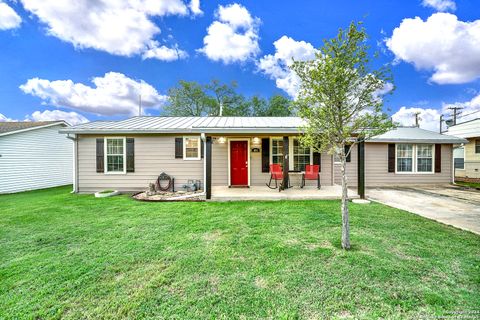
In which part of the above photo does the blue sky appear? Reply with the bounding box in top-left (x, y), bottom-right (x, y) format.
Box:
top-left (0, 0), bottom-right (479, 129)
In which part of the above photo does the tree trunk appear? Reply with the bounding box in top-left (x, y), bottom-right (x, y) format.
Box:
top-left (340, 155), bottom-right (351, 250)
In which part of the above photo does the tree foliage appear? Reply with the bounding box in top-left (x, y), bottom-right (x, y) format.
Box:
top-left (291, 22), bottom-right (395, 249)
top-left (164, 80), bottom-right (294, 117)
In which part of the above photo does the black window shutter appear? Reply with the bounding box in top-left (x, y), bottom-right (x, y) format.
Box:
top-left (388, 144), bottom-right (395, 173)
top-left (261, 138), bottom-right (270, 172)
top-left (313, 152), bottom-right (321, 172)
top-left (435, 144), bottom-right (441, 173)
top-left (201, 139), bottom-right (204, 158)
top-left (126, 138), bottom-right (135, 172)
top-left (175, 137), bottom-right (183, 159)
top-left (96, 138), bottom-right (104, 173)
top-left (345, 145), bottom-right (351, 163)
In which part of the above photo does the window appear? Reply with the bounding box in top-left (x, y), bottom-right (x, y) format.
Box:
top-left (476, 140), bottom-right (480, 154)
top-left (183, 137), bottom-right (201, 160)
top-left (271, 138), bottom-right (283, 165)
top-left (105, 138), bottom-right (125, 173)
top-left (396, 144), bottom-right (413, 172)
top-left (416, 144), bottom-right (433, 172)
top-left (396, 144), bottom-right (435, 174)
top-left (293, 138), bottom-right (311, 171)
top-left (453, 146), bottom-right (465, 170)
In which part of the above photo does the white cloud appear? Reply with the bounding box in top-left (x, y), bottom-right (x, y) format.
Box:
top-left (19, 0), bottom-right (194, 58)
top-left (26, 110), bottom-right (89, 125)
top-left (258, 36), bottom-right (317, 98)
top-left (0, 1), bottom-right (22, 30)
top-left (386, 13), bottom-right (480, 84)
top-left (198, 3), bottom-right (260, 64)
top-left (0, 113), bottom-right (15, 122)
top-left (20, 72), bottom-right (167, 116)
top-left (391, 93), bottom-right (480, 131)
top-left (392, 106), bottom-right (442, 131)
top-left (142, 42), bottom-right (188, 61)
top-left (422, 0), bottom-right (456, 11)
top-left (189, 0), bottom-right (202, 15)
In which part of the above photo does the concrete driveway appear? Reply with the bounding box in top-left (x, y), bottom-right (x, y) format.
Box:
top-left (367, 185), bottom-right (480, 235)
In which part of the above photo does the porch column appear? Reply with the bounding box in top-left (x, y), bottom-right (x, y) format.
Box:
top-left (281, 136), bottom-right (289, 190)
top-left (357, 140), bottom-right (365, 199)
top-left (206, 136), bottom-right (212, 199)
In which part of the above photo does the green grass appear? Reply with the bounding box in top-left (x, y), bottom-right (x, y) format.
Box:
top-left (1, 186), bottom-right (479, 319)
top-left (455, 180), bottom-right (480, 189)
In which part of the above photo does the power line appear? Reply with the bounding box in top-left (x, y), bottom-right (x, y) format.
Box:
top-left (456, 109), bottom-right (480, 119)
top-left (447, 106), bottom-right (463, 125)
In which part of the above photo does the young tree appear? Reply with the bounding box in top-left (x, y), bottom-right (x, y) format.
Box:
top-left (291, 22), bottom-right (394, 250)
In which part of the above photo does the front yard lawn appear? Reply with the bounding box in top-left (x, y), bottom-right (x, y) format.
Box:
top-left (1, 186), bottom-right (479, 319)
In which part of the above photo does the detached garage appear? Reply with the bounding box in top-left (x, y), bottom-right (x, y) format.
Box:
top-left (0, 121), bottom-right (72, 194)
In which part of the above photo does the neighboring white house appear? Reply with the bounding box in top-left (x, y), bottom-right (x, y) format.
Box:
top-left (0, 121), bottom-right (72, 194)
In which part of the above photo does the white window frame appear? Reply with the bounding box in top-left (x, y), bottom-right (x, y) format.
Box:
top-left (453, 146), bottom-right (465, 170)
top-left (183, 136), bottom-right (201, 160)
top-left (395, 143), bottom-right (435, 174)
top-left (269, 137), bottom-right (313, 171)
top-left (104, 137), bottom-right (126, 174)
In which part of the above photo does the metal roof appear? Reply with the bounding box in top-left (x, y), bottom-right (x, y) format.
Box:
top-left (61, 116), bottom-right (306, 134)
top-left (0, 121), bottom-right (68, 137)
top-left (445, 118), bottom-right (480, 139)
top-left (368, 127), bottom-right (468, 144)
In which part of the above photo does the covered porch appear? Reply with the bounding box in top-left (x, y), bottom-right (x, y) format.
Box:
top-left (210, 185), bottom-right (359, 201)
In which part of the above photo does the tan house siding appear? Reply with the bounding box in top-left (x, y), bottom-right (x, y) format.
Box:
top-left (459, 137), bottom-right (480, 179)
top-left (77, 135), bottom-right (204, 193)
top-left (364, 143), bottom-right (453, 186)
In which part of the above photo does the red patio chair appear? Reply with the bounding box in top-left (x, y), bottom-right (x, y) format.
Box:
top-left (266, 164), bottom-right (284, 189)
top-left (301, 164), bottom-right (320, 189)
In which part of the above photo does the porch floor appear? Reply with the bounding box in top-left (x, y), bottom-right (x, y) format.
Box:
top-left (211, 185), bottom-right (359, 201)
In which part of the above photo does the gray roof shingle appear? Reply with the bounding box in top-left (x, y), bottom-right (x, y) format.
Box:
top-left (368, 126), bottom-right (468, 144)
top-left (0, 121), bottom-right (66, 135)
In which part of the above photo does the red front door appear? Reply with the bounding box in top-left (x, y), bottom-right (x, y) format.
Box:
top-left (230, 141), bottom-right (248, 186)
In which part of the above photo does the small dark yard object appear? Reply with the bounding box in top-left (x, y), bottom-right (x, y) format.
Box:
top-left (155, 172), bottom-right (175, 192)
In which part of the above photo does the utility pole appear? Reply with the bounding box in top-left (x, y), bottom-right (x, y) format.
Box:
top-left (448, 106), bottom-right (463, 125)
top-left (414, 112), bottom-right (421, 127)
top-left (439, 115), bottom-right (443, 133)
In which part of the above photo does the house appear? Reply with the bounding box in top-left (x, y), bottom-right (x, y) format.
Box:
top-left (60, 117), bottom-right (467, 199)
top-left (445, 118), bottom-right (480, 182)
top-left (0, 121), bottom-right (72, 194)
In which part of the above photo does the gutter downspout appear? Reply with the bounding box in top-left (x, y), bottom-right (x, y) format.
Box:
top-left (66, 134), bottom-right (78, 193)
top-left (200, 133), bottom-right (207, 197)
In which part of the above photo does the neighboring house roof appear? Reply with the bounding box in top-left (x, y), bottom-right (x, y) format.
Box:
top-left (445, 118), bottom-right (480, 139)
top-left (60, 116), bottom-right (306, 134)
top-left (0, 121), bottom-right (69, 137)
top-left (368, 127), bottom-right (468, 144)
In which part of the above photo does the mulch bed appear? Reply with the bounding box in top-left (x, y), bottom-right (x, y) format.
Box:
top-left (132, 190), bottom-right (205, 202)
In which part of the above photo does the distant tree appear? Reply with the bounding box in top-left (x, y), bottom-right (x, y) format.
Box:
top-left (291, 22), bottom-right (394, 250)
top-left (205, 79), bottom-right (240, 116)
top-left (164, 80), bottom-right (295, 117)
top-left (250, 95), bottom-right (268, 116)
top-left (265, 95), bottom-right (293, 116)
top-left (164, 81), bottom-right (214, 116)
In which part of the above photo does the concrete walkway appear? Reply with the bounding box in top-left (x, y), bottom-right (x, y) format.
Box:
top-left (211, 185), bottom-right (358, 201)
top-left (367, 186), bottom-right (480, 235)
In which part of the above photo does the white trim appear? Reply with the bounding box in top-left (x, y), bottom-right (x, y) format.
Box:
top-left (73, 134), bottom-right (78, 192)
top-left (104, 137), bottom-right (127, 174)
top-left (227, 138), bottom-right (250, 186)
top-left (395, 143), bottom-right (435, 175)
top-left (183, 136), bottom-right (201, 160)
top-left (0, 121), bottom-right (68, 137)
